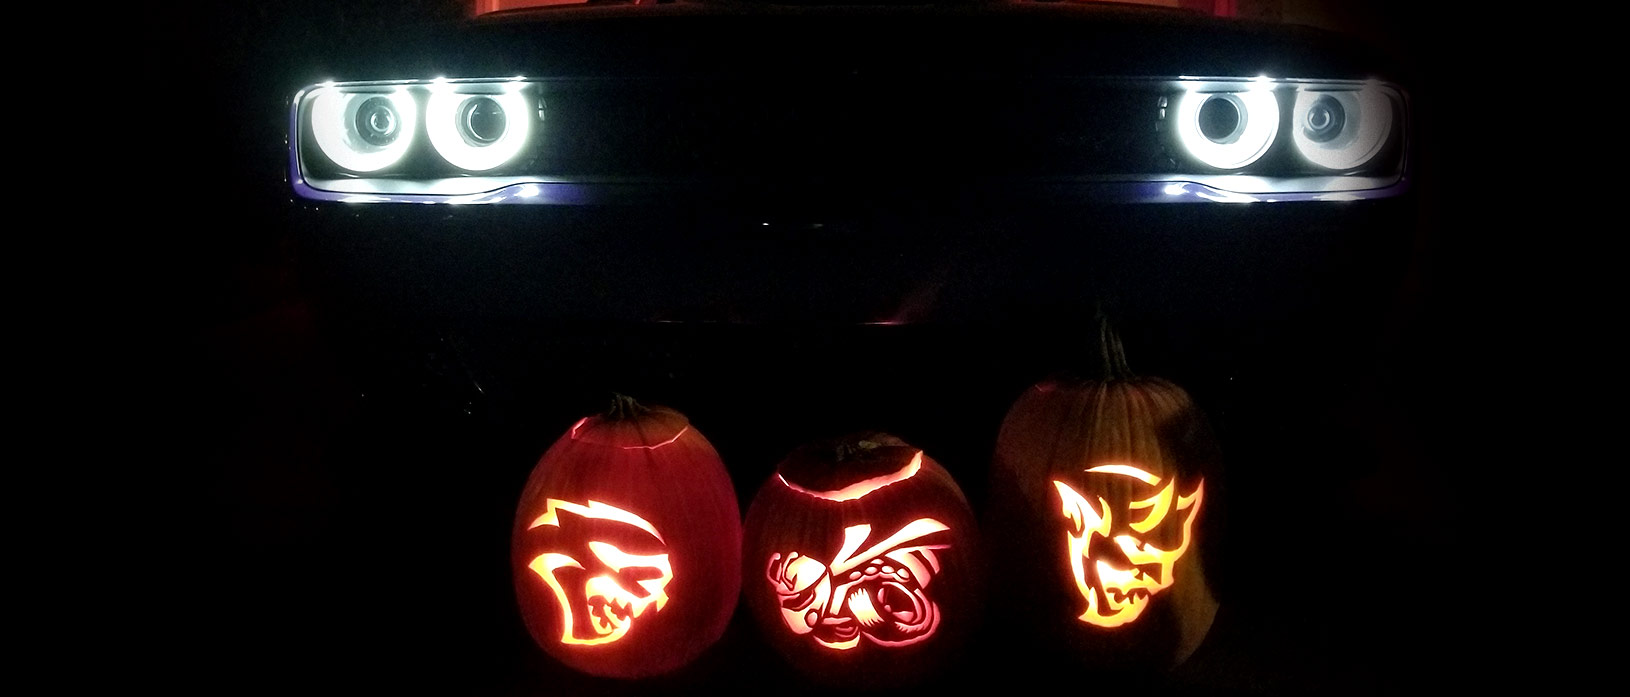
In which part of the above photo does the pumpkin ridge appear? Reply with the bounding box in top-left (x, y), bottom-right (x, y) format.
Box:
top-left (1052, 382), bottom-right (1091, 482)
top-left (1085, 381), bottom-right (1123, 468)
top-left (1130, 382), bottom-right (1171, 475)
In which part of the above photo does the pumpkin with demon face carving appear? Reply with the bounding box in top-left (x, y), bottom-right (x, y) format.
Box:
top-left (511, 397), bottom-right (742, 679)
top-left (743, 433), bottom-right (983, 688)
top-left (988, 320), bottom-right (1220, 672)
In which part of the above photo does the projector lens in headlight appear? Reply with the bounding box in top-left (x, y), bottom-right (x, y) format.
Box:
top-left (460, 97), bottom-right (507, 145)
top-left (309, 87), bottom-right (417, 172)
top-left (427, 84), bottom-right (532, 172)
top-left (1174, 86), bottom-right (1279, 170)
top-left (1197, 95), bottom-right (1243, 142)
top-left (1301, 95), bottom-right (1345, 143)
top-left (1292, 86), bottom-right (1393, 170)
top-left (354, 96), bottom-right (403, 147)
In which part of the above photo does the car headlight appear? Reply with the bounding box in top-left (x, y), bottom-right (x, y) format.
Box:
top-left (1172, 84), bottom-right (1280, 170)
top-left (425, 81), bottom-right (534, 172)
top-left (1160, 78), bottom-right (1405, 188)
top-left (292, 78), bottom-right (543, 199)
top-left (290, 76), bottom-right (1405, 204)
top-left (1291, 86), bottom-right (1393, 171)
top-left (308, 88), bottom-right (419, 173)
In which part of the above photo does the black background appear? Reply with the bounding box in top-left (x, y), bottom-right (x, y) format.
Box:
top-left (144, 2), bottom-right (1506, 694)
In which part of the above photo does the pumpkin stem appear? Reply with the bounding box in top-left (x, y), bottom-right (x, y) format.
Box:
top-left (835, 439), bottom-right (881, 462)
top-left (605, 393), bottom-right (650, 421)
top-left (1097, 308), bottom-right (1133, 380)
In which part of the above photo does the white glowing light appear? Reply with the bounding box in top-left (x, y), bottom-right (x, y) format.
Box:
top-left (309, 87), bottom-right (417, 172)
top-left (1292, 86), bottom-right (1393, 170)
top-left (1174, 87), bottom-right (1280, 170)
top-left (426, 87), bottom-right (533, 171)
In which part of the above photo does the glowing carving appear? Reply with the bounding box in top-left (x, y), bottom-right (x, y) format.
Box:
top-left (1054, 465), bottom-right (1203, 628)
top-left (765, 518), bottom-right (950, 650)
top-left (779, 451), bottom-right (923, 502)
top-left (526, 498), bottom-right (673, 646)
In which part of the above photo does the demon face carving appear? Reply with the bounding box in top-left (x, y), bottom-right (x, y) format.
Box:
top-left (525, 499), bottom-right (673, 646)
top-left (1054, 464), bottom-right (1203, 628)
top-left (765, 518), bottom-right (950, 650)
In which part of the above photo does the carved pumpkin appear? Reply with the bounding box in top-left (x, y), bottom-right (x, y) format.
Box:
top-left (511, 396), bottom-right (742, 679)
top-left (988, 318), bottom-right (1220, 672)
top-left (742, 433), bottom-right (983, 688)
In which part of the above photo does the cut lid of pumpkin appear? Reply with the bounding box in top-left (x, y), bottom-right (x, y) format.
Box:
top-left (777, 432), bottom-right (924, 500)
top-left (568, 395), bottom-right (691, 448)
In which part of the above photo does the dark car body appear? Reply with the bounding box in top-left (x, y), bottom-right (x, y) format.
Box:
top-left (170, 2), bottom-right (1466, 694)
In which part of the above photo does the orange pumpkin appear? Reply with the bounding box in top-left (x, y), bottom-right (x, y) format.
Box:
top-left (510, 396), bottom-right (742, 678)
top-left (742, 433), bottom-right (983, 688)
top-left (988, 318), bottom-right (1220, 671)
